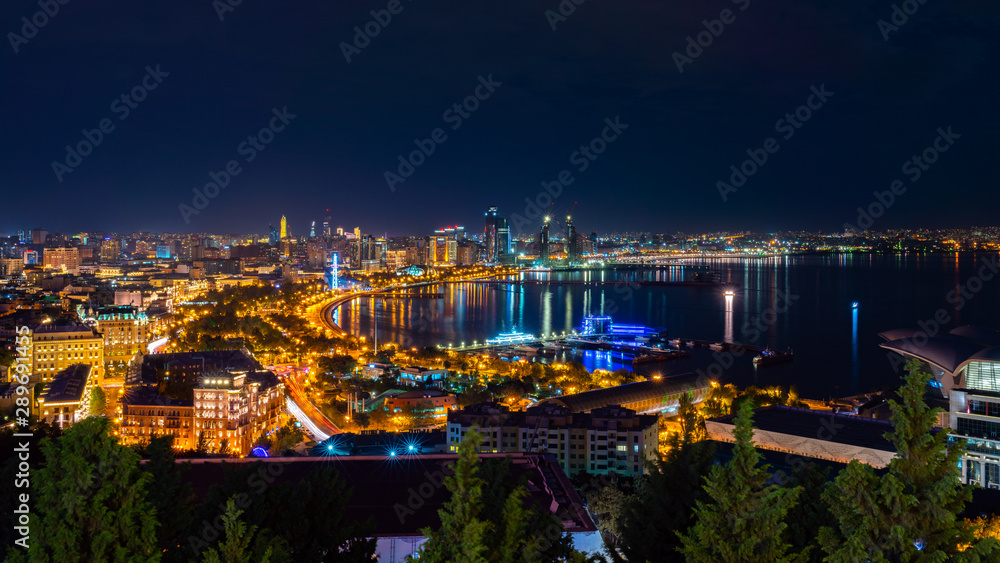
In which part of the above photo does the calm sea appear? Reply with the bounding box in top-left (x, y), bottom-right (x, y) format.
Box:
top-left (334, 253), bottom-right (1000, 399)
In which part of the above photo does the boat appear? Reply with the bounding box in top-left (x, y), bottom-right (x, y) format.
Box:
top-left (632, 350), bottom-right (691, 364)
top-left (487, 331), bottom-right (536, 346)
top-left (513, 344), bottom-right (540, 354)
top-left (709, 343), bottom-right (725, 351)
top-left (669, 338), bottom-right (685, 347)
top-left (753, 348), bottom-right (794, 367)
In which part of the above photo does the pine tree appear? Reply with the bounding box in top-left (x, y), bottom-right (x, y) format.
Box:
top-left (201, 498), bottom-right (289, 563)
top-left (28, 417), bottom-right (161, 562)
top-left (617, 440), bottom-right (715, 562)
top-left (677, 400), bottom-right (803, 562)
top-left (416, 428), bottom-right (490, 562)
top-left (819, 359), bottom-right (1000, 561)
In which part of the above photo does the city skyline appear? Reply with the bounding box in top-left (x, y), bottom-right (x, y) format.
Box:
top-left (3, 1), bottom-right (998, 235)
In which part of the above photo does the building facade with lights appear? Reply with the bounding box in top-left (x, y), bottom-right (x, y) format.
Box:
top-left (193, 371), bottom-right (285, 456)
top-left (38, 364), bottom-right (95, 429)
top-left (880, 325), bottom-right (1000, 487)
top-left (447, 402), bottom-right (659, 477)
top-left (28, 324), bottom-right (104, 385)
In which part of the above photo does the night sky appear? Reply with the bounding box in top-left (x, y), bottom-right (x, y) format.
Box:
top-left (3, 0), bottom-right (998, 237)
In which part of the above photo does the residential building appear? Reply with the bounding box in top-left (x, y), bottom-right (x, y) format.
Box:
top-left (42, 246), bottom-right (81, 275)
top-left (398, 366), bottom-right (447, 388)
top-left (447, 402), bottom-right (659, 477)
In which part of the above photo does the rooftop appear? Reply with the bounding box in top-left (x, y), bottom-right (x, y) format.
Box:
top-left (41, 364), bottom-right (92, 404)
top-left (709, 405), bottom-right (897, 452)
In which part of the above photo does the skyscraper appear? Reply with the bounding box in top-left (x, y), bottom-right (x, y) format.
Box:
top-left (485, 206), bottom-right (499, 262)
top-left (323, 211), bottom-right (332, 238)
top-left (310, 221), bottom-right (316, 238)
top-left (269, 224), bottom-right (277, 245)
top-left (566, 215), bottom-right (578, 264)
top-left (539, 217), bottom-right (550, 265)
top-left (280, 216), bottom-right (288, 240)
top-left (496, 217), bottom-right (511, 259)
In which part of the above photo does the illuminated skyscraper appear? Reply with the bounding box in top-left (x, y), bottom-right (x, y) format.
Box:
top-left (485, 206), bottom-right (498, 262)
top-left (496, 218), bottom-right (510, 258)
top-left (280, 215), bottom-right (287, 240)
top-left (566, 215), bottom-right (578, 264)
top-left (539, 217), bottom-right (550, 265)
top-left (310, 221), bottom-right (316, 238)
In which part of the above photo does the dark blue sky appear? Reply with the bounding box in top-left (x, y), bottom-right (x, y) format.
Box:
top-left (2, 0), bottom-right (997, 237)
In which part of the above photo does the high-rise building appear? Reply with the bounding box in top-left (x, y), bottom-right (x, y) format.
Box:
top-left (269, 224), bottom-right (278, 245)
top-left (484, 206), bottom-right (498, 262)
top-left (43, 246), bottom-right (81, 274)
top-left (496, 217), bottom-right (511, 259)
top-left (310, 221), bottom-right (316, 238)
top-left (566, 215), bottom-right (579, 264)
top-left (323, 212), bottom-right (332, 238)
top-left (539, 217), bottom-right (550, 265)
top-left (100, 238), bottom-right (119, 263)
top-left (280, 216), bottom-right (288, 240)
top-left (32, 229), bottom-right (48, 245)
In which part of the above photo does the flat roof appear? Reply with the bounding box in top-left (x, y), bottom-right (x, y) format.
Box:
top-left (710, 405), bottom-right (897, 452)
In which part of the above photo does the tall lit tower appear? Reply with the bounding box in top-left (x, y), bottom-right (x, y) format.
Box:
top-left (484, 206), bottom-right (499, 262)
top-left (539, 217), bottom-right (550, 265)
top-left (310, 221), bottom-right (316, 238)
top-left (566, 215), bottom-right (578, 264)
top-left (280, 215), bottom-right (287, 240)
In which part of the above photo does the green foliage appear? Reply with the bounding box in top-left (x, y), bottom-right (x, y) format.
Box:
top-left (201, 498), bottom-right (289, 563)
top-left (269, 421), bottom-right (304, 455)
top-left (140, 436), bottom-right (194, 559)
top-left (317, 354), bottom-right (357, 376)
top-left (819, 359), bottom-right (1000, 561)
top-left (781, 462), bottom-right (834, 562)
top-left (187, 463), bottom-right (375, 562)
top-left (618, 441), bottom-right (716, 562)
top-left (417, 428), bottom-right (490, 562)
top-left (29, 417), bottom-right (160, 562)
top-left (88, 386), bottom-right (106, 417)
top-left (678, 400), bottom-right (804, 562)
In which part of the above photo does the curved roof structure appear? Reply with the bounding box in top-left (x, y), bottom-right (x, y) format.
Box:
top-left (541, 374), bottom-right (708, 413)
top-left (879, 325), bottom-right (1000, 397)
top-left (879, 334), bottom-right (988, 374)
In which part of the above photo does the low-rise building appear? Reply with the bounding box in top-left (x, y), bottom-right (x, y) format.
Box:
top-left (383, 389), bottom-right (457, 426)
top-left (447, 402), bottom-right (659, 477)
top-left (120, 386), bottom-right (195, 449)
top-left (38, 364), bottom-right (95, 429)
top-left (706, 405), bottom-right (898, 469)
top-left (399, 366), bottom-right (447, 388)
